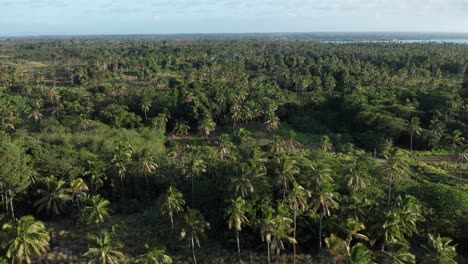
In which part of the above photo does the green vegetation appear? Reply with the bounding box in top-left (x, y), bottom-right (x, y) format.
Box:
top-left (0, 38), bottom-right (467, 263)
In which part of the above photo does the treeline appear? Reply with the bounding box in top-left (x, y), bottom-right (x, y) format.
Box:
top-left (0, 39), bottom-right (467, 263)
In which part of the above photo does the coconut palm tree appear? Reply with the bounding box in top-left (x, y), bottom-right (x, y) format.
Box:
top-left (68, 177), bottom-right (88, 213)
top-left (229, 163), bottom-right (256, 198)
top-left (172, 122), bottom-right (190, 137)
top-left (307, 162), bottom-right (333, 190)
top-left (287, 183), bottom-right (310, 264)
top-left (378, 241), bottom-right (415, 264)
top-left (458, 148), bottom-right (468, 181)
top-left (1, 215), bottom-right (50, 264)
top-left (320, 135), bottom-right (333, 152)
top-left (346, 160), bottom-right (367, 192)
top-left (28, 108), bottom-right (43, 123)
top-left (342, 218), bottom-right (369, 249)
top-left (141, 100), bottom-right (151, 120)
top-left (180, 209), bottom-right (210, 264)
top-left (270, 136), bottom-right (285, 156)
top-left (407, 117), bottom-right (422, 152)
top-left (383, 148), bottom-right (409, 207)
top-left (260, 209), bottom-right (275, 264)
top-left (310, 182), bottom-right (340, 251)
top-left (421, 234), bottom-right (457, 264)
top-left (261, 208), bottom-right (296, 264)
top-left (275, 156), bottom-right (299, 200)
top-left (185, 156), bottom-right (206, 205)
top-left (349, 243), bottom-right (373, 264)
top-left (264, 111), bottom-right (280, 132)
top-left (217, 134), bottom-right (235, 160)
top-left (198, 116), bottom-right (216, 137)
top-left (226, 197), bottom-right (249, 263)
top-left (111, 143), bottom-right (133, 190)
top-left (82, 194), bottom-right (111, 230)
top-left (380, 196), bottom-right (423, 251)
top-left (137, 243), bottom-right (173, 264)
top-left (285, 130), bottom-right (297, 156)
top-left (449, 130), bottom-right (465, 151)
top-left (160, 186), bottom-right (185, 232)
top-left (137, 149), bottom-right (158, 186)
top-left (84, 228), bottom-right (125, 264)
top-left (34, 176), bottom-right (70, 217)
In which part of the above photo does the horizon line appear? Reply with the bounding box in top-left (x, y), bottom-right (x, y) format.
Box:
top-left (2, 31), bottom-right (468, 38)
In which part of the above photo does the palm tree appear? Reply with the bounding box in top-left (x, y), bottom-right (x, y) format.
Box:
top-left (186, 156), bottom-right (206, 204)
top-left (287, 183), bottom-right (310, 264)
top-left (270, 136), bottom-right (285, 156)
top-left (260, 209), bottom-right (275, 264)
top-left (307, 162), bottom-right (333, 190)
top-left (229, 163), bottom-right (256, 198)
top-left (285, 130), bottom-right (297, 156)
top-left (310, 182), bottom-right (340, 251)
top-left (380, 196), bottom-right (423, 251)
top-left (160, 186), bottom-right (185, 232)
top-left (349, 243), bottom-right (373, 264)
top-left (172, 122), bottom-right (190, 136)
top-left (346, 160), bottom-right (367, 192)
top-left (325, 234), bottom-right (348, 262)
top-left (84, 229), bottom-right (125, 264)
top-left (275, 156), bottom-right (299, 200)
top-left (264, 111), bottom-right (280, 132)
top-left (82, 194), bottom-right (111, 230)
top-left (421, 234), bottom-right (457, 264)
top-left (342, 218), bottom-right (369, 249)
top-left (1, 215), bottom-right (50, 264)
top-left (111, 143), bottom-right (133, 189)
top-left (141, 100), bottom-right (151, 120)
top-left (28, 108), bottom-right (43, 123)
top-left (34, 176), bottom-right (70, 217)
top-left (180, 209), bottom-right (210, 264)
top-left (137, 149), bottom-right (158, 186)
top-left (137, 243), bottom-right (173, 264)
top-left (198, 116), bottom-right (216, 137)
top-left (378, 241), bottom-right (415, 264)
top-left (68, 177), bottom-right (88, 213)
top-left (449, 130), bottom-right (465, 151)
top-left (383, 148), bottom-right (409, 207)
top-left (226, 197), bottom-right (249, 263)
top-left (458, 148), bottom-right (468, 181)
top-left (407, 117), bottom-right (422, 152)
top-left (217, 134), bottom-right (235, 160)
top-left (320, 135), bottom-right (333, 152)
top-left (261, 209), bottom-right (296, 264)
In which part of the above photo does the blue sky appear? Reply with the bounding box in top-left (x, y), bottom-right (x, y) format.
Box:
top-left (1, 0), bottom-right (468, 36)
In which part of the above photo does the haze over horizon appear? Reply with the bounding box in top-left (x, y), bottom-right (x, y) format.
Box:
top-left (1, 0), bottom-right (468, 36)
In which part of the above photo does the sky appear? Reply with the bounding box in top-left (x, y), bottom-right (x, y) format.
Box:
top-left (1, 0), bottom-right (468, 36)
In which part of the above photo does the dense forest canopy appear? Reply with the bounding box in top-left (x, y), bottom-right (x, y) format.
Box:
top-left (0, 38), bottom-right (467, 263)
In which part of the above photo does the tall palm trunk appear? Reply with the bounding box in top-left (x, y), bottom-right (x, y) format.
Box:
top-left (319, 213), bottom-right (323, 252)
top-left (283, 179), bottom-right (287, 201)
top-left (236, 229), bottom-right (241, 263)
top-left (191, 174), bottom-right (195, 206)
top-left (276, 248), bottom-right (280, 264)
top-left (9, 189), bottom-right (14, 220)
top-left (170, 214), bottom-right (174, 232)
top-left (293, 206), bottom-right (297, 264)
top-left (410, 132), bottom-right (414, 152)
top-left (191, 236), bottom-right (197, 264)
top-left (267, 241), bottom-right (271, 264)
top-left (387, 175), bottom-right (393, 208)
